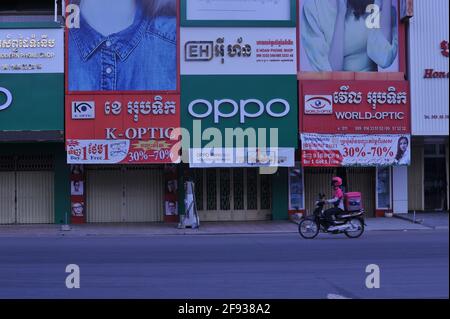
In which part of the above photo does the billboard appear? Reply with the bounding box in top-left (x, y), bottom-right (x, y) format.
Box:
top-left (66, 94), bottom-right (179, 164)
top-left (0, 27), bottom-right (64, 132)
top-left (65, 0), bottom-right (180, 163)
top-left (66, 0), bottom-right (178, 92)
top-left (300, 81), bottom-right (410, 134)
top-left (299, 0), bottom-right (400, 72)
top-left (181, 27), bottom-right (297, 75)
top-left (181, 75), bottom-right (298, 167)
top-left (301, 133), bottom-right (411, 167)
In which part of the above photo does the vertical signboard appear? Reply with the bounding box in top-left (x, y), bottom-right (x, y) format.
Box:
top-left (409, 0), bottom-right (449, 136)
top-left (65, 0), bottom-right (180, 164)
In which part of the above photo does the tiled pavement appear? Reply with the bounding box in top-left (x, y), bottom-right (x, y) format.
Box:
top-left (0, 216), bottom-right (441, 237)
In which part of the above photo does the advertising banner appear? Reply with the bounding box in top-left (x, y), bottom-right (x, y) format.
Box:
top-left (189, 147), bottom-right (295, 168)
top-left (301, 133), bottom-right (411, 167)
top-left (66, 0), bottom-right (178, 92)
top-left (300, 81), bottom-right (410, 134)
top-left (65, 0), bottom-right (180, 163)
top-left (299, 0), bottom-right (399, 72)
top-left (66, 94), bottom-right (180, 164)
top-left (0, 28), bottom-right (64, 74)
top-left (181, 27), bottom-right (297, 75)
top-left (181, 75), bottom-right (298, 167)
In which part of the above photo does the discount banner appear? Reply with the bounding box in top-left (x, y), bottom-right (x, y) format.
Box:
top-left (65, 94), bottom-right (180, 164)
top-left (66, 139), bottom-right (179, 164)
top-left (301, 134), bottom-right (411, 167)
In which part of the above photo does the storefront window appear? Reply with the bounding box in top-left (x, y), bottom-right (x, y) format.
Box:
top-left (289, 164), bottom-right (304, 210)
top-left (376, 167), bottom-right (391, 209)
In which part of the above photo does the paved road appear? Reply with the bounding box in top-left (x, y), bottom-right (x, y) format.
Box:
top-left (0, 230), bottom-right (448, 299)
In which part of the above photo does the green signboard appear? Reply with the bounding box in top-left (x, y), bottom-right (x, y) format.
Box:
top-left (0, 73), bottom-right (63, 131)
top-left (181, 75), bottom-right (298, 150)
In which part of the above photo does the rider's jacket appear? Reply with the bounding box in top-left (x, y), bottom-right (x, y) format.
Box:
top-left (327, 187), bottom-right (345, 210)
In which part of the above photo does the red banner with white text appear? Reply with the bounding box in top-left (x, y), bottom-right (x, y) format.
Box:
top-left (300, 81), bottom-right (410, 134)
top-left (65, 94), bottom-right (180, 164)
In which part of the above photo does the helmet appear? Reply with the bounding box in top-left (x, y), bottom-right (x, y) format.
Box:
top-left (331, 176), bottom-right (343, 186)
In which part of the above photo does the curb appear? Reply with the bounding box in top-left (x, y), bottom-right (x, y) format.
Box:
top-left (0, 227), bottom-right (443, 238)
top-left (393, 214), bottom-right (449, 230)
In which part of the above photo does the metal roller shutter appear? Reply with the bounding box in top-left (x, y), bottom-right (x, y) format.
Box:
top-left (124, 167), bottom-right (164, 222)
top-left (304, 168), bottom-right (335, 215)
top-left (0, 171), bottom-right (15, 224)
top-left (347, 168), bottom-right (376, 217)
top-left (87, 167), bottom-right (123, 223)
top-left (86, 166), bottom-right (164, 223)
top-left (0, 155), bottom-right (54, 224)
top-left (16, 171), bottom-right (54, 224)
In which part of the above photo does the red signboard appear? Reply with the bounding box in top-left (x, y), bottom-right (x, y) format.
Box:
top-left (300, 81), bottom-right (411, 134)
top-left (65, 94), bottom-right (180, 164)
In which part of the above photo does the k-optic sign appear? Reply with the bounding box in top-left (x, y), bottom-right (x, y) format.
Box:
top-left (188, 98), bottom-right (291, 123)
top-left (0, 87), bottom-right (13, 111)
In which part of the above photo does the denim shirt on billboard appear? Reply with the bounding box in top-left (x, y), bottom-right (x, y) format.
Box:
top-left (68, 8), bottom-right (177, 91)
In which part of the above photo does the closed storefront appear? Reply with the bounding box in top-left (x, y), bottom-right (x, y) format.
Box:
top-left (303, 167), bottom-right (376, 217)
top-left (64, 1), bottom-right (180, 224)
top-left (189, 168), bottom-right (272, 221)
top-left (86, 166), bottom-right (164, 223)
top-left (0, 21), bottom-right (68, 225)
top-left (0, 155), bottom-right (55, 224)
top-left (297, 80), bottom-right (411, 218)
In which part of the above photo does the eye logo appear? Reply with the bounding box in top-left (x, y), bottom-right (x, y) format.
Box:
top-left (72, 101), bottom-right (95, 119)
top-left (304, 95), bottom-right (333, 114)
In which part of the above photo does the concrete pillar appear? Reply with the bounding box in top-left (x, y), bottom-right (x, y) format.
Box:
top-left (393, 166), bottom-right (408, 214)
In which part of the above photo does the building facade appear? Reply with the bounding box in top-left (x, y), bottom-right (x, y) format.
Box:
top-left (0, 13), bottom-right (70, 225)
top-left (406, 0), bottom-right (449, 213)
top-left (1, 0), bottom-right (447, 225)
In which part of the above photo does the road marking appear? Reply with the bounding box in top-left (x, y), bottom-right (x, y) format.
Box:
top-left (327, 293), bottom-right (351, 299)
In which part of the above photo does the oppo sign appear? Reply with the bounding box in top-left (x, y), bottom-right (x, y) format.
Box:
top-left (0, 87), bottom-right (13, 111)
top-left (188, 98), bottom-right (291, 124)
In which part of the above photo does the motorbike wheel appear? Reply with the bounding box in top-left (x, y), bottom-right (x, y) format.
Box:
top-left (298, 218), bottom-right (320, 239)
top-left (344, 218), bottom-right (365, 239)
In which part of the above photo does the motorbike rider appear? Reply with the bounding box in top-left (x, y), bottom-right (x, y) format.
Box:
top-left (323, 176), bottom-right (345, 225)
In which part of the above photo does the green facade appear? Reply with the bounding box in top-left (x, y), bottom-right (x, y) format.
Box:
top-left (181, 75), bottom-right (298, 150)
top-left (0, 73), bottom-right (64, 131)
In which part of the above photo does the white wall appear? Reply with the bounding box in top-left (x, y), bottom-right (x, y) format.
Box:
top-left (409, 0), bottom-right (449, 136)
top-left (393, 166), bottom-right (409, 214)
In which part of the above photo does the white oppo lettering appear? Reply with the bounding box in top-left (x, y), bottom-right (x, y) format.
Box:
top-left (0, 87), bottom-right (13, 111)
top-left (188, 98), bottom-right (290, 124)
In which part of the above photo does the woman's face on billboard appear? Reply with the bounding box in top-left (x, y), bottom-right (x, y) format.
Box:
top-left (399, 139), bottom-right (408, 152)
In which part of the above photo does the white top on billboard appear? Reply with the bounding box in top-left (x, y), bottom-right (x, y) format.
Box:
top-left (0, 28), bottom-right (64, 74)
top-left (186, 0), bottom-right (291, 21)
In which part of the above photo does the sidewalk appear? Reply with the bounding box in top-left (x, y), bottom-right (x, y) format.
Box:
top-left (0, 217), bottom-right (438, 237)
top-left (394, 212), bottom-right (449, 230)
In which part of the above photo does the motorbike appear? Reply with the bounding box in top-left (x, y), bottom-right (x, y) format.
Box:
top-left (298, 193), bottom-right (365, 239)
